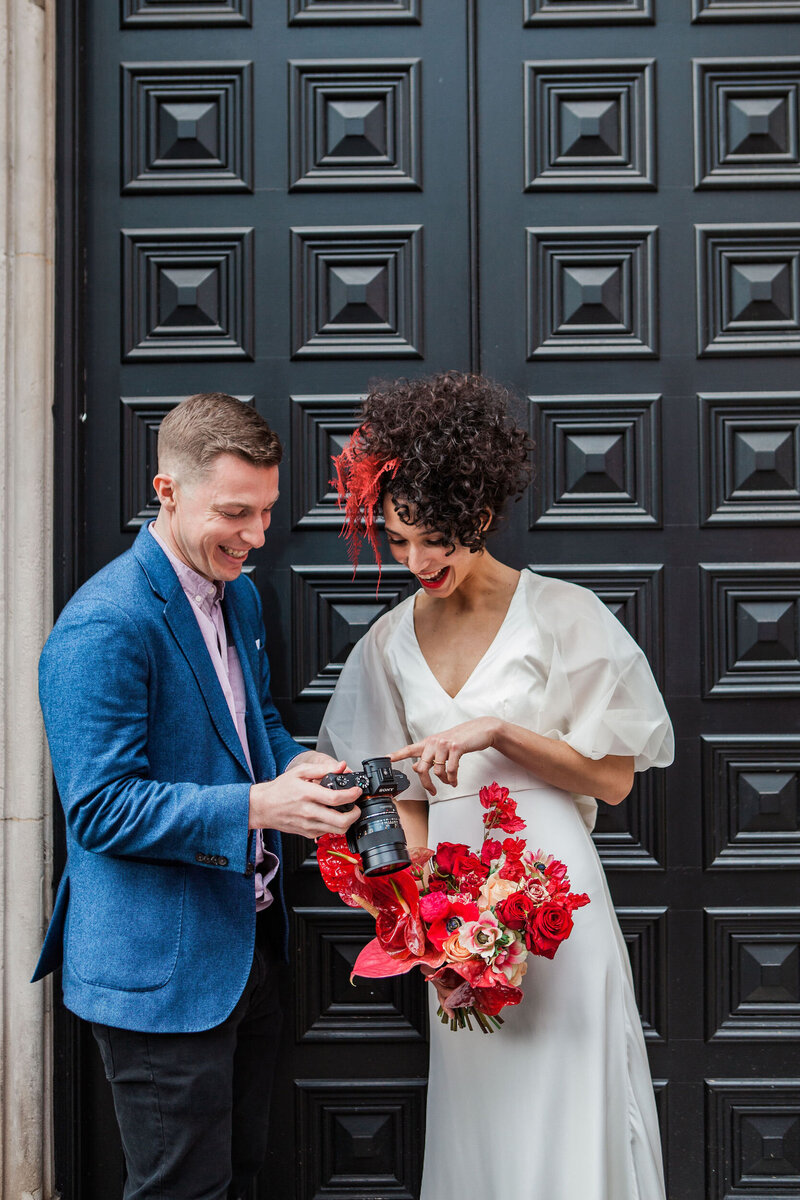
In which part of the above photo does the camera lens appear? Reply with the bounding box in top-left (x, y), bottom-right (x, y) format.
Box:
top-left (347, 795), bottom-right (411, 876)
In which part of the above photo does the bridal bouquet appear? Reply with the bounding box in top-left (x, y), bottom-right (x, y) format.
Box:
top-left (316, 782), bottom-right (590, 1033)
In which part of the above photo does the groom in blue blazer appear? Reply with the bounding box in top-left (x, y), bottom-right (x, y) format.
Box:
top-left (34, 393), bottom-right (359, 1199)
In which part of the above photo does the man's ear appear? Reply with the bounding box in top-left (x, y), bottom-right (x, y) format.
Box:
top-left (152, 472), bottom-right (178, 510)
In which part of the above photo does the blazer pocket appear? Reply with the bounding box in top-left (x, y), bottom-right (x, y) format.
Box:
top-left (68, 860), bottom-right (186, 992)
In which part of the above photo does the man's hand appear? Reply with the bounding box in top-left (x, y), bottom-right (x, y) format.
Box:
top-left (249, 759), bottom-right (361, 838)
top-left (289, 749), bottom-right (346, 772)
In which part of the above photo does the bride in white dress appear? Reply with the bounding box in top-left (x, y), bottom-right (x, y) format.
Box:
top-left (318, 372), bottom-right (673, 1200)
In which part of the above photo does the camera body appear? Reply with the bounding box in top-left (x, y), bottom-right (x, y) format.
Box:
top-left (321, 756), bottom-right (411, 876)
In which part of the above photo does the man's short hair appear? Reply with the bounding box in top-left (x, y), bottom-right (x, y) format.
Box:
top-left (158, 393), bottom-right (282, 478)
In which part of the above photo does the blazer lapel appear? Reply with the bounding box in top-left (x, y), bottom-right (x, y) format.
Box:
top-left (224, 594), bottom-right (274, 779)
top-left (133, 526), bottom-right (252, 777)
top-left (163, 590), bottom-right (252, 778)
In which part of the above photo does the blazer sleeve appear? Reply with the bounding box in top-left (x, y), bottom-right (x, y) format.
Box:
top-left (39, 598), bottom-right (252, 873)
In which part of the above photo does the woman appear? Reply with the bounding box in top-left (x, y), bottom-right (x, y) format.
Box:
top-left (318, 372), bottom-right (673, 1200)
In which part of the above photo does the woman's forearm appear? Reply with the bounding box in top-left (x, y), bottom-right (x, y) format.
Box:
top-left (491, 719), bottom-right (634, 806)
top-left (395, 797), bottom-right (430, 850)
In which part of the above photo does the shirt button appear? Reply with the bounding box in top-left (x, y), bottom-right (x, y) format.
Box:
top-left (194, 595), bottom-right (203, 604)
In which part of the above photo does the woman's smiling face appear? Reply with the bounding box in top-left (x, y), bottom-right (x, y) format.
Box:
top-left (382, 494), bottom-right (481, 596)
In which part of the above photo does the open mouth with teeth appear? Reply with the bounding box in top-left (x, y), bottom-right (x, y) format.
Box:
top-left (221, 546), bottom-right (248, 560)
top-left (417, 566), bottom-right (450, 589)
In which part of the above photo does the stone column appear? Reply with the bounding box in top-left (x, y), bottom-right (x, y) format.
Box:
top-left (0, 0), bottom-right (56, 1196)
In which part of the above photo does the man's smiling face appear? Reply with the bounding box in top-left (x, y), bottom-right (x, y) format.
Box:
top-left (155, 452), bottom-right (280, 582)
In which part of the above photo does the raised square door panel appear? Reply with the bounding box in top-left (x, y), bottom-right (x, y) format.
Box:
top-left (526, 227), bottom-right (658, 358)
top-left (706, 1080), bottom-right (800, 1198)
top-left (289, 59), bottom-right (420, 190)
top-left (291, 565), bottom-right (416, 700)
top-left (121, 61), bottom-right (252, 193)
top-left (529, 394), bottom-right (661, 527)
top-left (706, 909), bottom-right (800, 1040)
top-left (291, 226), bottom-right (423, 358)
top-left (696, 225), bottom-right (800, 356)
top-left (701, 565), bottom-right (800, 697)
top-left (121, 0), bottom-right (251, 24)
top-left (524, 60), bottom-right (655, 189)
top-left (121, 228), bottom-right (253, 360)
top-left (700, 393), bottom-right (800, 525)
top-left (290, 394), bottom-right (362, 529)
top-left (524, 0), bottom-right (653, 22)
top-left (532, 564), bottom-right (665, 868)
top-left (293, 907), bottom-right (426, 1042)
top-left (703, 735), bottom-right (800, 869)
top-left (694, 58), bottom-right (800, 189)
top-left (294, 1078), bottom-right (425, 1198)
top-left (693, 0), bottom-right (800, 19)
top-left (289, 0), bottom-right (420, 23)
top-left (617, 907), bottom-right (668, 1041)
top-left (120, 394), bottom-right (252, 530)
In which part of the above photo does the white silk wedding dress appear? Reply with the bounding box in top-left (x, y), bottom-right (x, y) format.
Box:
top-left (318, 569), bottom-right (673, 1200)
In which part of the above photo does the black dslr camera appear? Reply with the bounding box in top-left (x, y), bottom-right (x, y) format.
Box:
top-left (321, 756), bottom-right (411, 877)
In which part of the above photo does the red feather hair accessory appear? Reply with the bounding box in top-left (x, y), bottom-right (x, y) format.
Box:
top-left (331, 427), bottom-right (400, 578)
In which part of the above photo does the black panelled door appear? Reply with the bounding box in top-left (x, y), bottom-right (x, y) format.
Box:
top-left (59, 1), bottom-right (800, 1197)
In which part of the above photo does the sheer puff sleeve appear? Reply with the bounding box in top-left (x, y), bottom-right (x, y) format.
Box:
top-left (531, 573), bottom-right (674, 773)
top-left (317, 602), bottom-right (429, 803)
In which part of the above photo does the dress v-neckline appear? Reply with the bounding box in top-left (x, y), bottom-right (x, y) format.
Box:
top-left (408, 571), bottom-right (525, 702)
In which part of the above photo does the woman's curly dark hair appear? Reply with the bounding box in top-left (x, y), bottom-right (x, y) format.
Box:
top-left (354, 371), bottom-right (533, 554)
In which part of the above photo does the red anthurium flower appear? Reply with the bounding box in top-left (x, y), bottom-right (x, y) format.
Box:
top-left (316, 835), bottom-right (377, 914)
top-left (369, 870), bottom-right (427, 957)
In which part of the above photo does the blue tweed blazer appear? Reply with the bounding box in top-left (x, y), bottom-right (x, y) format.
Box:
top-left (33, 525), bottom-right (304, 1033)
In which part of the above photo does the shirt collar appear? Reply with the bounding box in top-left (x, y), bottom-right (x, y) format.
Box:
top-left (148, 522), bottom-right (225, 617)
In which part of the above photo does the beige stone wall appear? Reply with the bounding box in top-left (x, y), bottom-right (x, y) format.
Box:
top-left (0, 0), bottom-right (56, 1195)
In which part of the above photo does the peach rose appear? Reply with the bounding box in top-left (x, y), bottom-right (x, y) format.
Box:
top-left (478, 874), bottom-right (519, 912)
top-left (442, 930), bottom-right (475, 963)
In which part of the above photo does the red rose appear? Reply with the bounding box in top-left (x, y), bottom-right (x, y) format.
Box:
top-left (427, 878), bottom-right (448, 893)
top-left (450, 851), bottom-right (489, 882)
top-left (525, 902), bottom-right (574, 959)
top-left (434, 842), bottom-right (471, 876)
top-left (495, 891), bottom-right (535, 930)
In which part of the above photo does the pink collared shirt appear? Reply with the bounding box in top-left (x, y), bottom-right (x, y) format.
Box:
top-left (149, 523), bottom-right (278, 909)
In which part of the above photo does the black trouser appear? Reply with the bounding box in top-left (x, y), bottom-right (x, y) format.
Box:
top-left (92, 929), bottom-right (284, 1200)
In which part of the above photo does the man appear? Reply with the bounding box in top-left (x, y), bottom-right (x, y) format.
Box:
top-left (33, 393), bottom-right (360, 1199)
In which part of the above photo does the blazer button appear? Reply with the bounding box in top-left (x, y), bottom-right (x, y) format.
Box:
top-left (195, 852), bottom-right (206, 864)
top-left (218, 856), bottom-right (228, 867)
